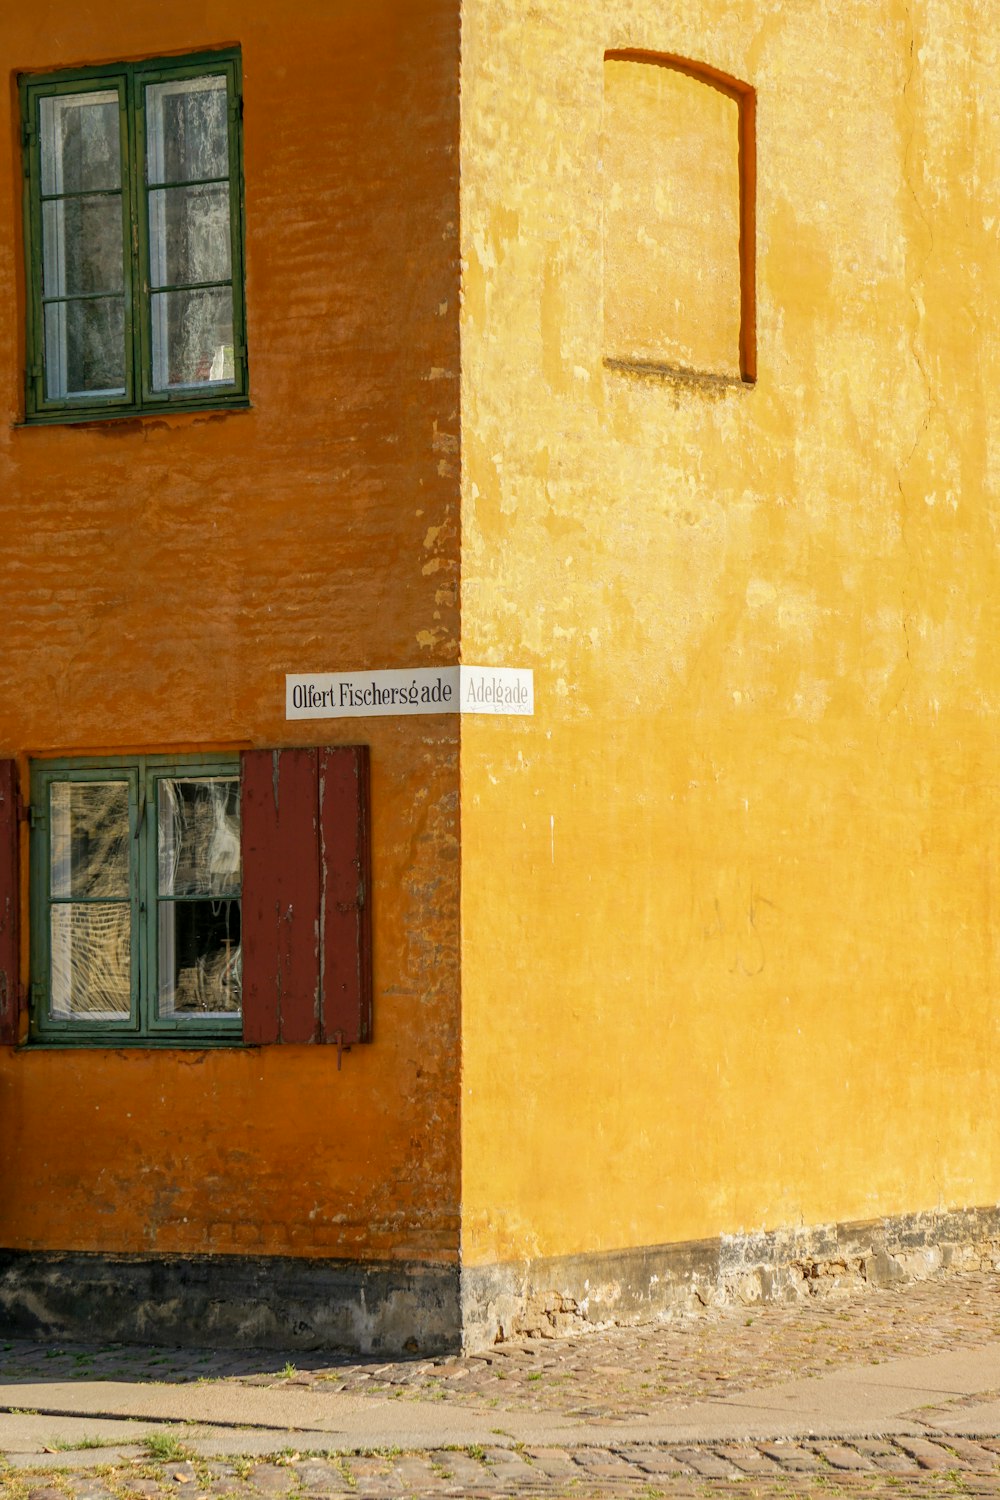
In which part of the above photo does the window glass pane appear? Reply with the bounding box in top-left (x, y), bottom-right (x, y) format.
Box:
top-left (145, 76), bottom-right (228, 185)
top-left (40, 90), bottom-right (121, 196)
top-left (158, 778), bottom-right (240, 898)
top-left (148, 184), bottom-right (232, 289)
top-left (50, 902), bottom-right (131, 1019)
top-left (44, 297), bottom-right (126, 399)
top-left (158, 899), bottom-right (241, 1017)
top-left (50, 781), bottom-right (129, 898)
top-left (150, 286), bottom-right (234, 390)
top-left (43, 196), bottom-right (124, 297)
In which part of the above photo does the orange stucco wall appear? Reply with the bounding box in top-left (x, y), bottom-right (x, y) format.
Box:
top-left (0, 0), bottom-right (461, 1262)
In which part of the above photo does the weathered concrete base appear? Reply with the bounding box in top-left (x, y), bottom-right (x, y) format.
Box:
top-left (0, 1252), bottom-right (460, 1355)
top-left (460, 1205), bottom-right (1000, 1350)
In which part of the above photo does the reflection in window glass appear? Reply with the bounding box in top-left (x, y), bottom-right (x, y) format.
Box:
top-left (145, 77), bottom-right (228, 185)
top-left (145, 76), bottom-right (234, 393)
top-left (150, 287), bottom-right (235, 390)
top-left (44, 298), bottom-right (126, 398)
top-left (40, 91), bottom-right (121, 196)
top-left (158, 899), bottom-right (242, 1016)
top-left (50, 781), bottom-right (130, 899)
top-left (39, 90), bottom-right (126, 400)
top-left (158, 778), bottom-right (240, 897)
top-left (157, 777), bottom-right (241, 1020)
top-left (51, 903), bottom-right (131, 1019)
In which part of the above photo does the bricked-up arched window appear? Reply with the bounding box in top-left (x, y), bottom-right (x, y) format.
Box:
top-left (602, 51), bottom-right (756, 383)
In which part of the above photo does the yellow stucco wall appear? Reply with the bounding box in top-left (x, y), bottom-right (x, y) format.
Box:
top-left (459, 0), bottom-right (1000, 1266)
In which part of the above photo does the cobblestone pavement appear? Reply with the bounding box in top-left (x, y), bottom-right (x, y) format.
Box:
top-left (1, 1270), bottom-right (999, 1497)
top-left (4, 1436), bottom-right (1000, 1500)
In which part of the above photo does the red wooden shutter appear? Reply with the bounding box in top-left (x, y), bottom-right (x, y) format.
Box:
top-left (0, 761), bottom-right (21, 1046)
top-left (319, 746), bottom-right (372, 1045)
top-left (241, 749), bottom-right (320, 1044)
top-left (241, 747), bottom-right (372, 1047)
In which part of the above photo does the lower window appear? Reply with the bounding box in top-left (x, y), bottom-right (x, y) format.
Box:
top-left (30, 755), bottom-right (242, 1043)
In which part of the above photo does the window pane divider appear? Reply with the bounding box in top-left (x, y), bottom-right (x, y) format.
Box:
top-left (148, 278), bottom-right (233, 295)
top-left (40, 188), bottom-right (124, 203)
top-left (41, 291), bottom-right (125, 306)
top-left (147, 174), bottom-right (230, 191)
top-left (49, 896), bottom-right (131, 905)
top-left (157, 894), bottom-right (241, 903)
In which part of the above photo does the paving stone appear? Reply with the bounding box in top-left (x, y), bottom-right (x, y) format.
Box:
top-left (852, 1439), bottom-right (923, 1473)
top-left (611, 1443), bottom-right (690, 1475)
top-left (660, 1445), bottom-right (741, 1478)
top-left (341, 1467), bottom-right (397, 1495)
top-left (896, 1435), bottom-right (972, 1471)
top-left (162, 1463), bottom-right (199, 1486)
top-left (390, 1455), bottom-right (448, 1490)
top-left (425, 1450), bottom-right (491, 1488)
top-left (293, 1459), bottom-right (349, 1492)
top-left (518, 1446), bottom-right (579, 1481)
top-left (28, 1490), bottom-right (69, 1500)
top-left (812, 1441), bottom-right (877, 1471)
top-left (757, 1442), bottom-right (826, 1472)
top-left (479, 1447), bottom-right (534, 1485)
top-left (246, 1465), bottom-right (296, 1492)
top-left (570, 1448), bottom-right (642, 1479)
top-left (712, 1443), bottom-right (785, 1476)
top-left (933, 1436), bottom-right (1000, 1470)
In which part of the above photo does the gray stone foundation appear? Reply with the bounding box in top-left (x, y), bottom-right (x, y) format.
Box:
top-left (459, 1204), bottom-right (1000, 1350)
top-left (0, 1251), bottom-right (460, 1355)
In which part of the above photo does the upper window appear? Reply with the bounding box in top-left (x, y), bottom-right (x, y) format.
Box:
top-left (20, 50), bottom-right (247, 424)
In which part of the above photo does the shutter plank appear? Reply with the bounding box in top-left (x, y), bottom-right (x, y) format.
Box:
top-left (0, 761), bottom-right (20, 1046)
top-left (319, 745), bottom-right (372, 1045)
top-left (241, 749), bottom-right (321, 1045)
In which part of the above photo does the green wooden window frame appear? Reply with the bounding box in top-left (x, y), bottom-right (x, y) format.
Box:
top-left (29, 754), bottom-right (243, 1046)
top-left (20, 49), bottom-right (247, 424)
